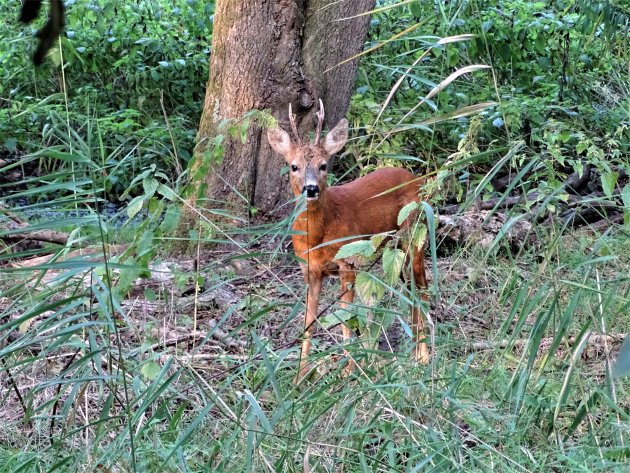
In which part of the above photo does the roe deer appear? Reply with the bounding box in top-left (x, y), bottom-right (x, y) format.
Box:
top-left (268, 102), bottom-right (429, 381)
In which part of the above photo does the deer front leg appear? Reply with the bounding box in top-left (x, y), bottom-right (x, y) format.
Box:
top-left (339, 269), bottom-right (356, 342)
top-left (339, 268), bottom-right (356, 373)
top-left (297, 272), bottom-right (322, 382)
top-left (411, 245), bottom-right (430, 364)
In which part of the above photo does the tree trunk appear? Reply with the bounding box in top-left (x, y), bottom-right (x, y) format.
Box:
top-left (191, 0), bottom-right (375, 217)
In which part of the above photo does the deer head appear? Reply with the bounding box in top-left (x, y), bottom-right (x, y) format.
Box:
top-left (268, 101), bottom-right (348, 201)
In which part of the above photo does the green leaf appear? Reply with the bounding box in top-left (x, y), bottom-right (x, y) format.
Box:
top-left (355, 272), bottom-right (384, 306)
top-left (141, 361), bottom-right (162, 381)
top-left (409, 1), bottom-right (422, 18)
top-left (143, 176), bottom-right (159, 198)
top-left (573, 161), bottom-right (584, 179)
top-left (383, 247), bottom-right (405, 286)
top-left (397, 201), bottom-right (418, 226)
top-left (370, 232), bottom-right (389, 249)
top-left (335, 240), bottom-right (375, 260)
top-left (159, 205), bottom-right (182, 233)
top-left (612, 335), bottom-right (630, 378)
top-left (320, 309), bottom-right (356, 330)
top-left (621, 185), bottom-right (630, 227)
top-left (144, 288), bottom-right (157, 301)
top-left (157, 184), bottom-right (178, 201)
top-left (4, 138), bottom-right (17, 152)
top-left (412, 223), bottom-right (427, 249)
top-left (601, 172), bottom-right (618, 198)
top-left (243, 389), bottom-right (273, 433)
top-left (127, 195), bottom-right (144, 219)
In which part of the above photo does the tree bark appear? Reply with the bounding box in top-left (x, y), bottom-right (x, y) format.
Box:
top-left (191, 0), bottom-right (375, 217)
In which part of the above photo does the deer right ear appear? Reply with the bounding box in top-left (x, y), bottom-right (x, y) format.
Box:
top-left (267, 127), bottom-right (294, 158)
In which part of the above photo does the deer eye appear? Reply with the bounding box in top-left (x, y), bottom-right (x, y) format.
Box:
top-left (291, 164), bottom-right (299, 172)
top-left (319, 163), bottom-right (327, 172)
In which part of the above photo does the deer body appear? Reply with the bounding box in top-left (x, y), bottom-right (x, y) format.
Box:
top-left (268, 104), bottom-right (429, 381)
top-left (291, 167), bottom-right (420, 275)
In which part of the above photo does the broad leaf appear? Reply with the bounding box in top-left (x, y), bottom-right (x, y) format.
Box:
top-left (335, 240), bottom-right (375, 260)
top-left (127, 195), bottom-right (145, 219)
top-left (141, 361), bottom-right (161, 381)
top-left (601, 172), bottom-right (618, 198)
top-left (320, 309), bottom-right (356, 329)
top-left (157, 184), bottom-right (178, 201)
top-left (143, 176), bottom-right (159, 198)
top-left (383, 247), bottom-right (405, 285)
top-left (412, 223), bottom-right (428, 250)
top-left (355, 272), bottom-right (385, 306)
top-left (397, 201), bottom-right (418, 226)
top-left (370, 232), bottom-right (389, 249)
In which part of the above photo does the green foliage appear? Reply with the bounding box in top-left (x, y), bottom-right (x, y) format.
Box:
top-left (1, 1), bottom-right (629, 471)
top-left (1, 0), bottom-right (213, 192)
top-left (350, 0), bottom-right (629, 205)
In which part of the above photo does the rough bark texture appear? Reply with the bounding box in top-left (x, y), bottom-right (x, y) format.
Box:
top-left (194, 0), bottom-right (375, 215)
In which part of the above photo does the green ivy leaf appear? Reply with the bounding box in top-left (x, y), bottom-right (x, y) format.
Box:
top-left (383, 247), bottom-right (405, 286)
top-left (397, 201), bottom-right (418, 226)
top-left (355, 272), bottom-right (384, 306)
top-left (335, 240), bottom-right (375, 260)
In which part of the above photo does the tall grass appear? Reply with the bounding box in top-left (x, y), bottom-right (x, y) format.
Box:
top-left (1, 0), bottom-right (629, 472)
top-left (2, 121), bottom-right (629, 472)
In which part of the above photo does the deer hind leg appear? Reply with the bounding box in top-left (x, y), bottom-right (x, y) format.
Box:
top-left (297, 273), bottom-right (323, 382)
top-left (408, 244), bottom-right (430, 364)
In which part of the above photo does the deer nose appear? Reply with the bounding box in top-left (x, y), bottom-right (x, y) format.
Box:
top-left (303, 185), bottom-right (319, 198)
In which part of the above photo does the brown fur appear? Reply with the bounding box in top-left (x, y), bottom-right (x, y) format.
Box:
top-left (268, 116), bottom-right (429, 382)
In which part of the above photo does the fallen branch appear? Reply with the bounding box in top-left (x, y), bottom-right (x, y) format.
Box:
top-left (436, 210), bottom-right (536, 251)
top-left (7, 245), bottom-right (126, 269)
top-left (1, 202), bottom-right (69, 246)
top-left (1, 229), bottom-right (69, 245)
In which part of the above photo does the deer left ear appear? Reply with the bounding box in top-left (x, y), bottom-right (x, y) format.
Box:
top-left (323, 119), bottom-right (348, 156)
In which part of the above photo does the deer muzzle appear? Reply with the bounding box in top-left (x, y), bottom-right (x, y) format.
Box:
top-left (303, 184), bottom-right (319, 199)
top-left (303, 167), bottom-right (320, 199)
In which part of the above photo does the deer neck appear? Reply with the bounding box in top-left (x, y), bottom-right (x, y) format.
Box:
top-left (292, 189), bottom-right (332, 252)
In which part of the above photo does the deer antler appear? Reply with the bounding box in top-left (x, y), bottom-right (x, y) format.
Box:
top-left (288, 103), bottom-right (301, 144)
top-left (313, 99), bottom-right (325, 145)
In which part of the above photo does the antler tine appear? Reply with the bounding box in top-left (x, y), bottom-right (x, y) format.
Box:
top-left (288, 103), bottom-right (301, 144)
top-left (313, 99), bottom-right (325, 145)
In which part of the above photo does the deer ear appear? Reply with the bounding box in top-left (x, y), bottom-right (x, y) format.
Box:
top-left (323, 119), bottom-right (348, 156)
top-left (267, 127), bottom-right (294, 158)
